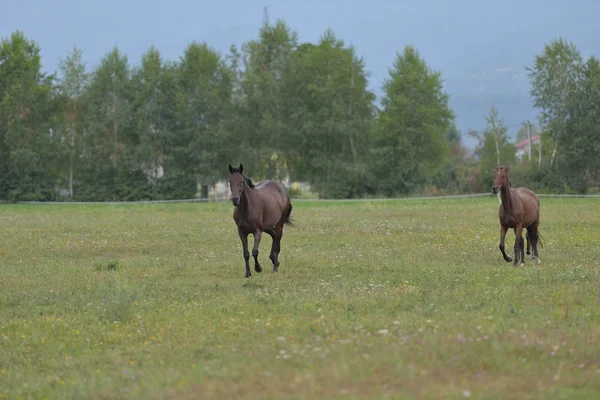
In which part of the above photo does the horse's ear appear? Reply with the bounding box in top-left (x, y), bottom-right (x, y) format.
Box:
top-left (228, 164), bottom-right (233, 174)
top-left (239, 164), bottom-right (244, 174)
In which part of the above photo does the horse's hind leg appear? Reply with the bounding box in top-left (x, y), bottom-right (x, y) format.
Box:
top-left (514, 225), bottom-right (525, 267)
top-left (520, 235), bottom-right (526, 266)
top-left (530, 221), bottom-right (541, 264)
top-left (264, 228), bottom-right (278, 272)
top-left (252, 231), bottom-right (263, 273)
top-left (525, 229), bottom-right (531, 255)
top-left (269, 226), bottom-right (282, 273)
top-left (519, 236), bottom-right (525, 262)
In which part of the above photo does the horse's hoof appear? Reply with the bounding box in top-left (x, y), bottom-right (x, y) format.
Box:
top-left (245, 273), bottom-right (251, 278)
top-left (273, 268), bottom-right (278, 273)
top-left (520, 263), bottom-right (525, 267)
top-left (506, 257), bottom-right (512, 263)
top-left (255, 265), bottom-right (262, 273)
top-left (536, 258), bottom-right (542, 265)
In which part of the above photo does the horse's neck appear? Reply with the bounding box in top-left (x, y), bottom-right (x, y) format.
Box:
top-left (239, 187), bottom-right (259, 214)
top-left (500, 184), bottom-right (513, 212)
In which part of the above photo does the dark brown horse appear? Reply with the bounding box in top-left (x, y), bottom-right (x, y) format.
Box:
top-left (228, 164), bottom-right (293, 278)
top-left (492, 165), bottom-right (543, 266)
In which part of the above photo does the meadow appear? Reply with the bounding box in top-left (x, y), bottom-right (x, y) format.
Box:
top-left (0, 196), bottom-right (599, 399)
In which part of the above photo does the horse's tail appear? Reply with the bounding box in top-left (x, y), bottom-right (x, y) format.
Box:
top-left (537, 231), bottom-right (544, 249)
top-left (284, 203), bottom-right (294, 227)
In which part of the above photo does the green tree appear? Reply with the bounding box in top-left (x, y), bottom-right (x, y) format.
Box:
top-left (527, 38), bottom-right (583, 168)
top-left (57, 47), bottom-right (88, 198)
top-left (474, 106), bottom-right (516, 187)
top-left (123, 47), bottom-right (177, 200)
top-left (175, 42), bottom-right (234, 198)
top-left (446, 121), bottom-right (466, 160)
top-left (433, 122), bottom-right (472, 194)
top-left (372, 45), bottom-right (454, 195)
top-left (0, 31), bottom-right (58, 201)
top-left (285, 31), bottom-right (375, 198)
top-left (560, 56), bottom-right (600, 192)
top-left (78, 46), bottom-right (132, 200)
top-left (236, 15), bottom-right (298, 179)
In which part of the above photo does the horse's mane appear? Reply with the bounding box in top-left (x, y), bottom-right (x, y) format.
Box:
top-left (230, 167), bottom-right (255, 188)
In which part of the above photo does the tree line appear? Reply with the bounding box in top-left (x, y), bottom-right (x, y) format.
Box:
top-left (1, 18), bottom-right (598, 201)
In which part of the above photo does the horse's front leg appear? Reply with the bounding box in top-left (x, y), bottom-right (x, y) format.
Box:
top-left (514, 225), bottom-right (524, 267)
top-left (499, 224), bottom-right (512, 263)
top-left (252, 230), bottom-right (263, 273)
top-left (238, 228), bottom-right (251, 278)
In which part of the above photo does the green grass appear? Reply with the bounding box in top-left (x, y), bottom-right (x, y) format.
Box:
top-left (1, 197), bottom-right (599, 399)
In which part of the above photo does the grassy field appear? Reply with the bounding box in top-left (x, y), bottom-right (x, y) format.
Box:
top-left (0, 196), bottom-right (599, 399)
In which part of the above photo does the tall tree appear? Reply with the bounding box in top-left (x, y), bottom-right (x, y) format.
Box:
top-left (80, 46), bottom-right (132, 200)
top-left (372, 45), bottom-right (454, 195)
top-left (560, 56), bottom-right (600, 192)
top-left (236, 15), bottom-right (298, 179)
top-left (176, 42), bottom-right (234, 197)
top-left (488, 105), bottom-right (503, 165)
top-left (0, 31), bottom-right (58, 200)
top-left (527, 38), bottom-right (583, 168)
top-left (130, 47), bottom-right (170, 183)
top-left (285, 30), bottom-right (375, 198)
top-left (57, 47), bottom-right (88, 197)
top-left (474, 105), bottom-right (515, 187)
top-left (446, 121), bottom-right (466, 160)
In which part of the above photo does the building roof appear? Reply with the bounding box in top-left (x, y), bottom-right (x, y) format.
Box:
top-left (515, 135), bottom-right (540, 149)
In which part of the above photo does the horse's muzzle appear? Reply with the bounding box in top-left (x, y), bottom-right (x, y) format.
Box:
top-left (231, 197), bottom-right (240, 206)
top-left (491, 185), bottom-right (500, 195)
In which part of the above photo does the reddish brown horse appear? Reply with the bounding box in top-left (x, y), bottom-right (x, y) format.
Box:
top-left (228, 164), bottom-right (293, 278)
top-left (492, 165), bottom-right (543, 266)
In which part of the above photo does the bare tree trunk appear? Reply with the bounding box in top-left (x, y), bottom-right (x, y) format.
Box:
top-left (538, 134), bottom-right (542, 168)
top-left (68, 123), bottom-right (75, 198)
top-left (550, 135), bottom-right (558, 168)
top-left (349, 136), bottom-right (357, 164)
top-left (348, 72), bottom-right (358, 165)
top-left (69, 153), bottom-right (73, 197)
top-left (113, 118), bottom-right (118, 169)
top-left (112, 99), bottom-right (118, 169)
top-left (550, 89), bottom-right (568, 169)
top-left (494, 133), bottom-right (500, 165)
top-left (527, 121), bottom-right (532, 162)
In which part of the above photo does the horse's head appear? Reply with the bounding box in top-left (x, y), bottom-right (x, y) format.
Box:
top-left (492, 165), bottom-right (509, 194)
top-left (228, 163), bottom-right (245, 206)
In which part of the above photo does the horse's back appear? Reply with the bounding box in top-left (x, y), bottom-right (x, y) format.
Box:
top-left (255, 180), bottom-right (290, 211)
top-left (516, 187), bottom-right (540, 223)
